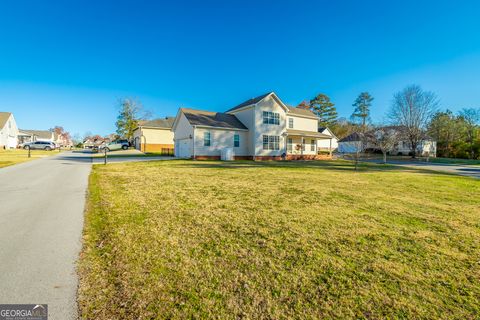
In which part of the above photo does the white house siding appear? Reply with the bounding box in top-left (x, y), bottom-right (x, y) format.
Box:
top-left (318, 138), bottom-right (338, 150)
top-left (0, 114), bottom-right (19, 149)
top-left (395, 140), bottom-right (437, 156)
top-left (317, 128), bottom-right (338, 151)
top-left (254, 95), bottom-right (287, 156)
top-left (338, 141), bottom-right (361, 153)
top-left (287, 115), bottom-right (318, 132)
top-left (422, 141), bottom-right (437, 157)
top-left (227, 106), bottom-right (255, 154)
top-left (173, 112), bottom-right (194, 158)
top-left (194, 127), bottom-right (249, 157)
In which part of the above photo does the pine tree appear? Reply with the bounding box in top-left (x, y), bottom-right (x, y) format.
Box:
top-left (351, 92), bottom-right (373, 131)
top-left (308, 94), bottom-right (337, 127)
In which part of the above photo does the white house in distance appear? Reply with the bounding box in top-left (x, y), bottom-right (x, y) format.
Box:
top-left (317, 127), bottom-right (338, 151)
top-left (0, 112), bottom-right (19, 149)
top-left (172, 92), bottom-right (334, 160)
top-left (133, 117), bottom-right (175, 153)
top-left (338, 127), bottom-right (437, 157)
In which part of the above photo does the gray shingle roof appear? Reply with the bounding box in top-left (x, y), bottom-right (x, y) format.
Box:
top-left (0, 112), bottom-right (12, 129)
top-left (338, 132), bottom-right (364, 142)
top-left (182, 108), bottom-right (247, 130)
top-left (286, 105), bottom-right (317, 118)
top-left (138, 117), bottom-right (175, 129)
top-left (226, 92), bottom-right (273, 112)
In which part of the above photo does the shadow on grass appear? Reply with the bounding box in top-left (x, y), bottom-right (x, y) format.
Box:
top-left (167, 160), bottom-right (460, 178)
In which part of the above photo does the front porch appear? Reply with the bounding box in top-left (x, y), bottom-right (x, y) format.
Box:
top-left (285, 129), bottom-right (333, 159)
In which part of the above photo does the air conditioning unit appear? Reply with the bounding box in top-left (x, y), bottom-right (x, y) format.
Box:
top-left (221, 148), bottom-right (234, 161)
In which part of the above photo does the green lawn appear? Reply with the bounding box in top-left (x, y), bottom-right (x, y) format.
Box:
top-left (0, 149), bottom-right (59, 168)
top-left (78, 160), bottom-right (480, 319)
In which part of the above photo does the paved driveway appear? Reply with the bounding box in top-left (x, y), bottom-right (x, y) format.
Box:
top-left (0, 151), bottom-right (174, 319)
top-left (0, 151), bottom-right (92, 320)
top-left (365, 159), bottom-right (480, 179)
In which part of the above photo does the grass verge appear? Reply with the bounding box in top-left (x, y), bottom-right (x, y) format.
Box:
top-left (0, 149), bottom-right (59, 168)
top-left (78, 160), bottom-right (480, 319)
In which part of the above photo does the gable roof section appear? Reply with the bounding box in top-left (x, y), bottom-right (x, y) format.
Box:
top-left (0, 112), bottom-right (12, 129)
top-left (286, 105), bottom-right (317, 119)
top-left (318, 127), bottom-right (338, 139)
top-left (226, 92), bottom-right (273, 112)
top-left (138, 117), bottom-right (175, 129)
top-left (181, 108), bottom-right (248, 130)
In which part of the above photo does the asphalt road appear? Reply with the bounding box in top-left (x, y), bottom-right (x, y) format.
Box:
top-left (0, 151), bottom-right (92, 320)
top-left (364, 159), bottom-right (480, 179)
top-left (0, 150), bottom-right (174, 319)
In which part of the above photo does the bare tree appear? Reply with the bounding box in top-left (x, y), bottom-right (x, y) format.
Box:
top-left (389, 85), bottom-right (438, 158)
top-left (115, 98), bottom-right (151, 142)
top-left (346, 132), bottom-right (367, 171)
top-left (368, 127), bottom-right (401, 164)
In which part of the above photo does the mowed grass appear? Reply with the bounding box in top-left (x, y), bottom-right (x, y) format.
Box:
top-left (0, 149), bottom-right (58, 168)
top-left (78, 160), bottom-right (480, 319)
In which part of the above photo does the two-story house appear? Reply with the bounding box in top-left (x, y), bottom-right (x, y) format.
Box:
top-left (172, 92), bottom-right (333, 160)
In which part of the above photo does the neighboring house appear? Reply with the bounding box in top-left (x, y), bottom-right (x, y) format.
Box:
top-left (133, 117), bottom-right (175, 153)
top-left (317, 127), bottom-right (338, 151)
top-left (83, 137), bottom-right (106, 149)
top-left (20, 130), bottom-right (55, 143)
top-left (0, 112), bottom-right (19, 149)
top-left (18, 129), bottom-right (36, 145)
top-left (53, 132), bottom-right (73, 147)
top-left (338, 127), bottom-right (437, 157)
top-left (337, 132), bottom-right (364, 153)
top-left (83, 138), bottom-right (95, 149)
top-left (172, 92), bottom-right (333, 160)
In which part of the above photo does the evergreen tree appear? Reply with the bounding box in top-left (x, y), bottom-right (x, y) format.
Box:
top-left (308, 93), bottom-right (337, 127)
top-left (351, 92), bottom-right (373, 130)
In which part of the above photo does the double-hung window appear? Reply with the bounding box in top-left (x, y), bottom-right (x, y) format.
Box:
top-left (288, 118), bottom-right (294, 128)
top-left (311, 139), bottom-right (315, 151)
top-left (262, 135), bottom-right (280, 150)
top-left (263, 111), bottom-right (280, 125)
top-left (234, 134), bottom-right (240, 147)
top-left (204, 132), bottom-right (211, 146)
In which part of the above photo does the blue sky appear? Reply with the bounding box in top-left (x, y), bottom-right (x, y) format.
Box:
top-left (1, 0), bottom-right (480, 136)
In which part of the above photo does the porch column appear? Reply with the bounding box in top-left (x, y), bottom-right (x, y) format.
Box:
top-left (301, 138), bottom-right (304, 157)
top-left (329, 138), bottom-right (332, 157)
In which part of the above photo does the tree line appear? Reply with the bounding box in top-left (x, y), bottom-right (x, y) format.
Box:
top-left (299, 85), bottom-right (480, 159)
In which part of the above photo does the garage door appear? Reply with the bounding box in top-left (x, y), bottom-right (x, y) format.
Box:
top-left (177, 140), bottom-right (191, 158)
